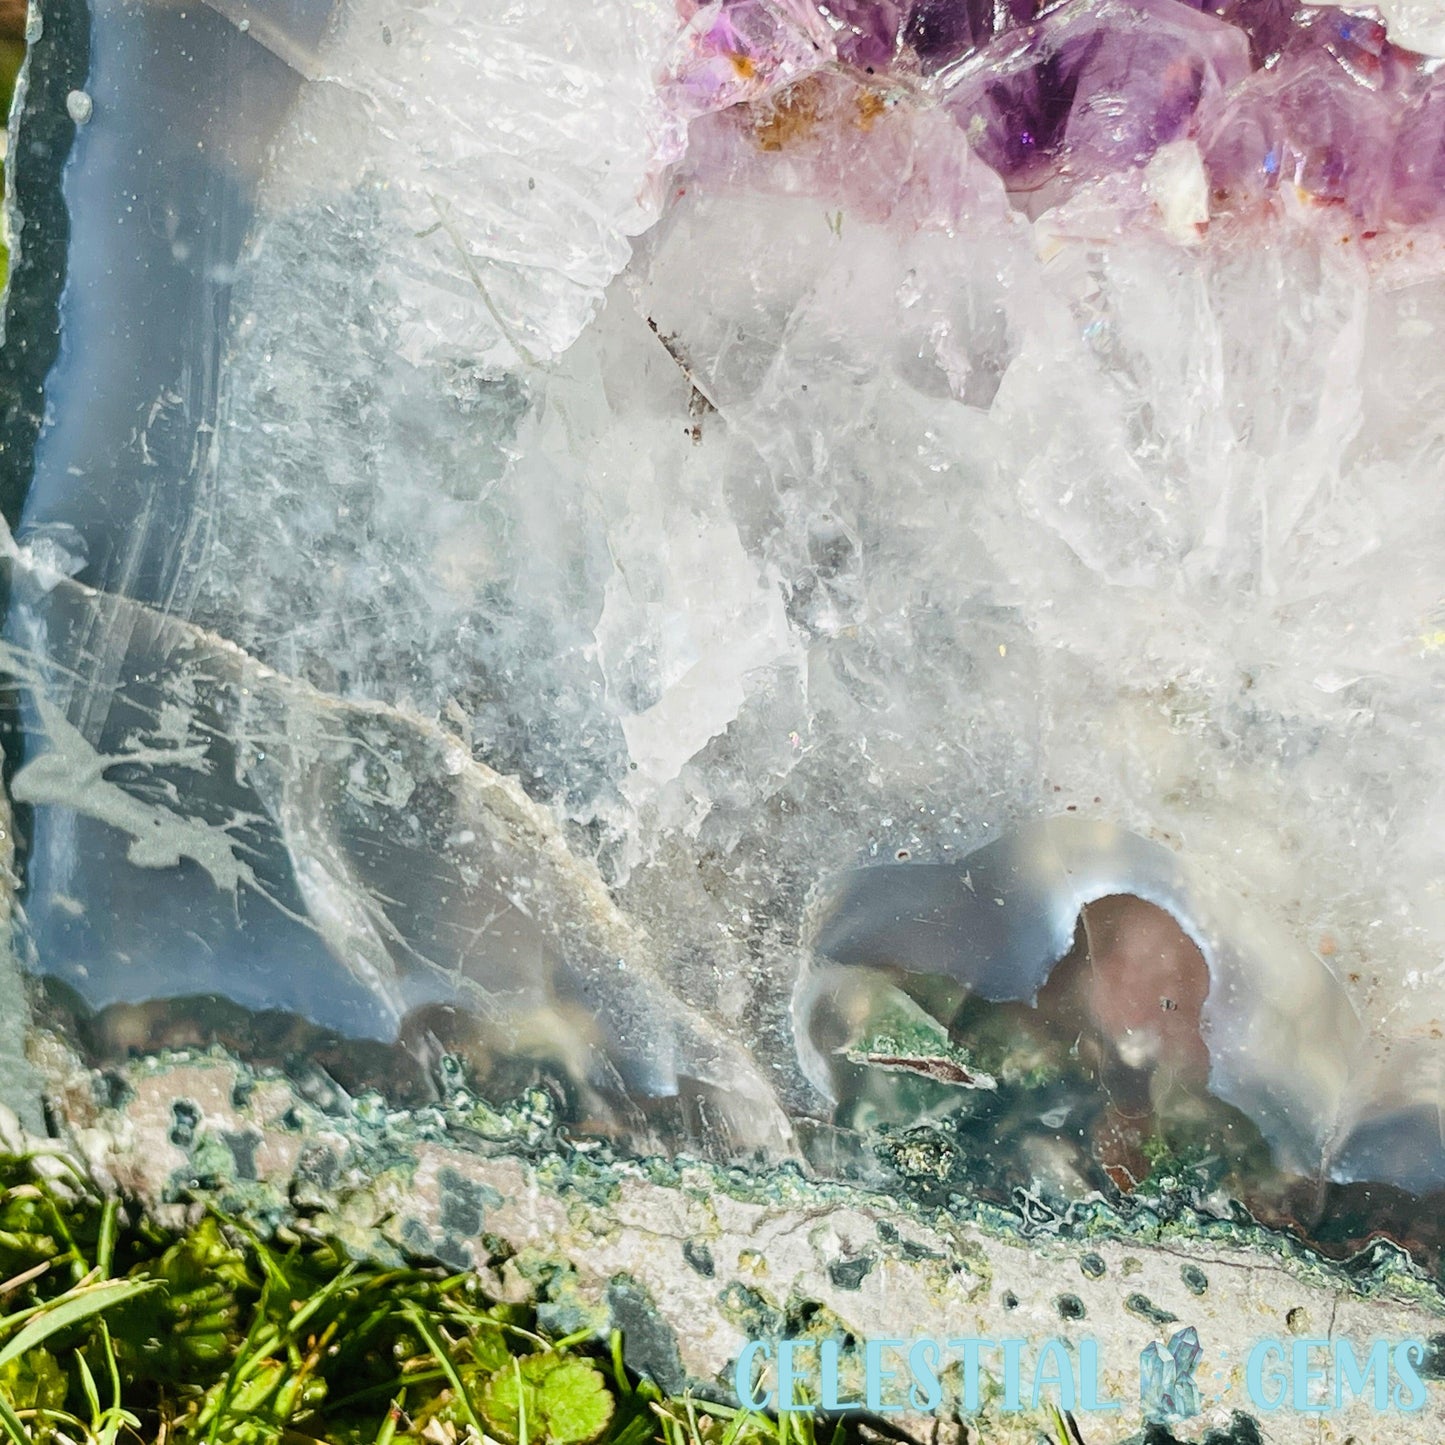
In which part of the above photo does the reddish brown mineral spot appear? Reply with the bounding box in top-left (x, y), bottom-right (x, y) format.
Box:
top-left (1079, 894), bottom-right (1213, 1086)
top-left (752, 79), bottom-right (823, 151)
top-left (855, 90), bottom-right (887, 131)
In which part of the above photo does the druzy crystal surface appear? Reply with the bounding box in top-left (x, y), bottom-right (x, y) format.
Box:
top-left (5, 0), bottom-right (1445, 1229)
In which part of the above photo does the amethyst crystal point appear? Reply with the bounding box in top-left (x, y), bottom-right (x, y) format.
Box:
top-left (1285, 3), bottom-right (1392, 84)
top-left (902, 0), bottom-right (1006, 72)
top-left (895, 0), bottom-right (1044, 73)
top-left (1188, 0), bottom-right (1294, 67)
top-left (943, 0), bottom-right (1250, 189)
top-left (815, 0), bottom-right (904, 69)
top-left (664, 0), bottom-right (830, 121)
top-left (1200, 52), bottom-right (1396, 225)
top-left (1391, 86), bottom-right (1445, 224)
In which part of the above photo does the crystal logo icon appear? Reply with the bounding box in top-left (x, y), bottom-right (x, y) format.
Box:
top-left (1140, 1327), bottom-right (1203, 1425)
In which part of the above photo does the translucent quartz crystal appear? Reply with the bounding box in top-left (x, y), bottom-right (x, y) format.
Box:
top-left (260, 0), bottom-right (680, 369)
top-left (7, 0), bottom-right (1445, 1207)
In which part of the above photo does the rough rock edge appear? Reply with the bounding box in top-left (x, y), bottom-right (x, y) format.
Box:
top-left (0, 0), bottom-right (89, 524)
top-left (19, 1034), bottom-right (1445, 1445)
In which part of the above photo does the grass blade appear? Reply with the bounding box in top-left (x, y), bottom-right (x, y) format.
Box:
top-left (373, 1391), bottom-right (406, 1445)
top-left (403, 1302), bottom-right (488, 1443)
top-left (0, 1393), bottom-right (26, 1445)
top-left (515, 1355), bottom-right (529, 1445)
top-left (96, 1197), bottom-right (119, 1279)
top-left (0, 1277), bottom-right (159, 1371)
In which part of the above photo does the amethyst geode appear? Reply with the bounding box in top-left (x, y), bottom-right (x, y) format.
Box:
top-left (10, 0), bottom-right (1445, 1251)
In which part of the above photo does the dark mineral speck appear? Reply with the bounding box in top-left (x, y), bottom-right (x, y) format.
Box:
top-left (221, 1130), bottom-right (259, 1180)
top-left (607, 1278), bottom-right (688, 1396)
top-left (1132, 1412), bottom-right (1266, 1445)
top-left (296, 1142), bottom-right (340, 1190)
top-left (828, 1255), bottom-right (875, 1291)
top-left (1125, 1293), bottom-right (1178, 1326)
top-left (438, 1167), bottom-right (489, 1238)
top-left (168, 1098), bottom-right (201, 1149)
top-left (1422, 1333), bottom-right (1445, 1380)
top-left (682, 1239), bottom-right (715, 1278)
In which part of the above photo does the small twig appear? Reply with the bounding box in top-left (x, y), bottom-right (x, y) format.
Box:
top-left (0, 1259), bottom-right (50, 1297)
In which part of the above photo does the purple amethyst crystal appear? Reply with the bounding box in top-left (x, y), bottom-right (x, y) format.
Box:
top-left (1199, 51), bottom-right (1395, 224)
top-left (1286, 3), bottom-right (1393, 82)
top-left (1391, 86), bottom-right (1445, 224)
top-left (663, 0), bottom-right (831, 120)
top-left (1182, 0), bottom-right (1294, 67)
top-left (902, 0), bottom-right (1041, 72)
top-left (817, 0), bottom-right (904, 69)
top-left (943, 0), bottom-right (1250, 184)
top-left (658, 0), bottom-right (1445, 231)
